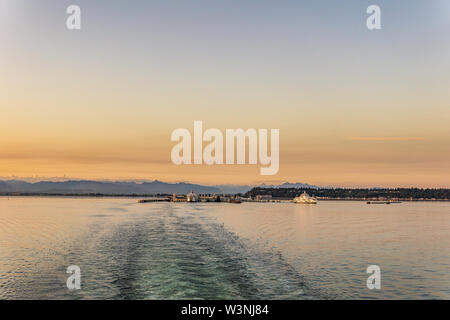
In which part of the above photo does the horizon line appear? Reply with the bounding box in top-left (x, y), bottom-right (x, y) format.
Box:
top-left (0, 177), bottom-right (449, 189)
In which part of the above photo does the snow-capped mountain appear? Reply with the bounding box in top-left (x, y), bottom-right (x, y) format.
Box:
top-left (259, 182), bottom-right (321, 189)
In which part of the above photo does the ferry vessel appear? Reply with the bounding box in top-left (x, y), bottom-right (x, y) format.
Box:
top-left (186, 191), bottom-right (200, 202)
top-left (293, 192), bottom-right (317, 204)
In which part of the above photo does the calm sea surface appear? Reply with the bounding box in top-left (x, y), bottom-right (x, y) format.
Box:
top-left (0, 197), bottom-right (449, 299)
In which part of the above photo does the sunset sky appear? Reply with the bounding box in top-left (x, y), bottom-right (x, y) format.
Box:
top-left (1, 0), bottom-right (449, 187)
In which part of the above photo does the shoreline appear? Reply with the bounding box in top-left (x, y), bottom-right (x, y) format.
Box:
top-left (0, 194), bottom-right (449, 202)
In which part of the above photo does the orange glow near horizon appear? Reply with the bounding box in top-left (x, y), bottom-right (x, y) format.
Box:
top-left (1, 1), bottom-right (449, 187)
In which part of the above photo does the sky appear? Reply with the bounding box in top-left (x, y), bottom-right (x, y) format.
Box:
top-left (1, 0), bottom-right (449, 187)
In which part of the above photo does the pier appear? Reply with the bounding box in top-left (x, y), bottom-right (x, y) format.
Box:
top-left (138, 194), bottom-right (295, 204)
top-left (138, 197), bottom-right (170, 203)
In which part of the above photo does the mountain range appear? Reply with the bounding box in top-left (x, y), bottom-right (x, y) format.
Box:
top-left (258, 182), bottom-right (320, 189)
top-left (0, 180), bottom-right (221, 195)
top-left (0, 180), bottom-right (320, 195)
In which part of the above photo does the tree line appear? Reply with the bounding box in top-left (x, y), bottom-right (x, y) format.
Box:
top-left (245, 188), bottom-right (450, 200)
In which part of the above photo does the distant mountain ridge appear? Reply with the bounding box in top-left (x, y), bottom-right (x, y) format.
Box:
top-left (0, 179), bottom-right (221, 195)
top-left (0, 180), bottom-right (321, 195)
top-left (259, 182), bottom-right (321, 189)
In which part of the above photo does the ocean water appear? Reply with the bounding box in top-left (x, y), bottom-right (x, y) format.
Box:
top-left (0, 197), bottom-right (449, 300)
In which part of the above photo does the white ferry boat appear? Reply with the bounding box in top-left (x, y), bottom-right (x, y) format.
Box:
top-left (186, 191), bottom-right (200, 202)
top-left (293, 192), bottom-right (317, 204)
